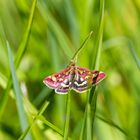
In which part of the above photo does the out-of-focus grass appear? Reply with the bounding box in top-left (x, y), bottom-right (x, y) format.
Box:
top-left (7, 42), bottom-right (32, 140)
top-left (0, 0), bottom-right (140, 140)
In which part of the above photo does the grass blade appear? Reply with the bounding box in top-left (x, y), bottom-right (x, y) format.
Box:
top-left (96, 115), bottom-right (139, 140)
top-left (37, 116), bottom-right (64, 136)
top-left (38, 1), bottom-right (73, 59)
top-left (0, 0), bottom-right (37, 119)
top-left (23, 96), bottom-right (64, 138)
top-left (86, 103), bottom-right (91, 140)
top-left (91, 0), bottom-right (104, 69)
top-left (7, 42), bottom-right (32, 140)
top-left (63, 90), bottom-right (71, 140)
top-left (71, 31), bottom-right (93, 63)
top-left (103, 37), bottom-right (140, 70)
top-left (90, 0), bottom-right (104, 125)
top-left (18, 100), bottom-right (49, 140)
top-left (80, 0), bottom-right (105, 139)
top-left (15, 0), bottom-right (37, 67)
top-left (80, 109), bottom-right (87, 140)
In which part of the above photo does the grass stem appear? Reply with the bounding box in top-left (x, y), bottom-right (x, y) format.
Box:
top-left (63, 90), bottom-right (71, 140)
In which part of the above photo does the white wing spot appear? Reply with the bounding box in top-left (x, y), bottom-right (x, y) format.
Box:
top-left (61, 83), bottom-right (69, 87)
top-left (80, 77), bottom-right (84, 81)
top-left (64, 79), bottom-right (68, 84)
top-left (52, 76), bottom-right (56, 82)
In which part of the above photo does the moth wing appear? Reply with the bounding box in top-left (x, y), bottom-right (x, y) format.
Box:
top-left (72, 67), bottom-right (106, 93)
top-left (43, 67), bottom-right (71, 94)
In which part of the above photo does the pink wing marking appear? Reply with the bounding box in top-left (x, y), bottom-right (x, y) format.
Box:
top-left (92, 70), bottom-right (106, 84)
top-left (43, 67), bottom-right (71, 94)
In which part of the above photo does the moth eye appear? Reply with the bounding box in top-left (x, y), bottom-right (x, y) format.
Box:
top-left (52, 76), bottom-right (57, 82)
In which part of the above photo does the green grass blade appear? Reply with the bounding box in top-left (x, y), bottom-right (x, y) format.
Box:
top-left (0, 0), bottom-right (37, 119)
top-left (103, 37), bottom-right (140, 70)
top-left (91, 0), bottom-right (104, 69)
top-left (96, 115), bottom-right (139, 140)
top-left (63, 90), bottom-right (71, 140)
top-left (15, 0), bottom-right (37, 67)
top-left (84, 0), bottom-right (105, 138)
top-left (38, 1), bottom-right (73, 59)
top-left (18, 100), bottom-right (49, 140)
top-left (90, 0), bottom-right (104, 119)
top-left (24, 96), bottom-right (64, 137)
top-left (37, 116), bottom-right (63, 136)
top-left (126, 39), bottom-right (140, 70)
top-left (71, 31), bottom-right (93, 63)
top-left (7, 42), bottom-right (32, 140)
top-left (86, 103), bottom-right (91, 140)
top-left (80, 109), bottom-right (87, 140)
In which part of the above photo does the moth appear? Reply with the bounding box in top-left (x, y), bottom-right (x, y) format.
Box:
top-left (43, 63), bottom-right (106, 94)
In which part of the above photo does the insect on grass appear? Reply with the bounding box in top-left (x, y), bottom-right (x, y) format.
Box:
top-left (43, 31), bottom-right (106, 94)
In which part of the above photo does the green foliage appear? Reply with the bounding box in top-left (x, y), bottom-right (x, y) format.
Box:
top-left (0, 0), bottom-right (140, 140)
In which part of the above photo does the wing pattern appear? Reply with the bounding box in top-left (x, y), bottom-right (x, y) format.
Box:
top-left (43, 66), bottom-right (106, 94)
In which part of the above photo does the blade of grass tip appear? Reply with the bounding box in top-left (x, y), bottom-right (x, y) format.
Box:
top-left (18, 100), bottom-right (49, 140)
top-left (71, 31), bottom-right (93, 63)
top-left (7, 41), bottom-right (32, 140)
top-left (0, 0), bottom-right (37, 119)
top-left (96, 115), bottom-right (139, 140)
top-left (63, 90), bottom-right (71, 140)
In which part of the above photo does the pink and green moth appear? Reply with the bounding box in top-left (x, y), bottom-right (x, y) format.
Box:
top-left (43, 31), bottom-right (106, 94)
top-left (43, 63), bottom-right (105, 94)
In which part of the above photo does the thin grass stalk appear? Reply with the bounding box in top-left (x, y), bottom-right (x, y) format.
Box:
top-left (0, 0), bottom-right (37, 119)
top-left (24, 96), bottom-right (63, 137)
top-left (60, 31), bottom-right (94, 139)
top-left (37, 116), bottom-right (64, 136)
top-left (90, 0), bottom-right (104, 128)
top-left (79, 108), bottom-right (87, 140)
top-left (71, 31), bottom-right (93, 63)
top-left (80, 0), bottom-right (104, 139)
top-left (63, 90), bottom-right (71, 140)
top-left (18, 100), bottom-right (49, 140)
top-left (86, 103), bottom-right (92, 140)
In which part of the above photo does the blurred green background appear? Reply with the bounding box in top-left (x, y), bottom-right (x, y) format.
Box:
top-left (0, 0), bottom-right (140, 140)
